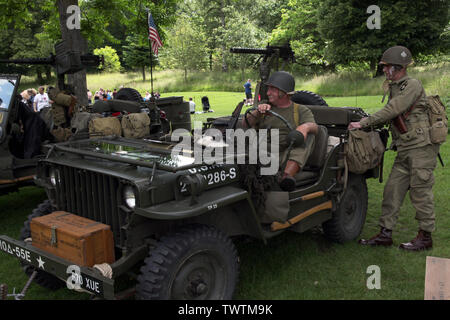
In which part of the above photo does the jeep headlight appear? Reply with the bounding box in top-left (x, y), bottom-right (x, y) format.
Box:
top-left (49, 168), bottom-right (60, 186)
top-left (123, 185), bottom-right (136, 209)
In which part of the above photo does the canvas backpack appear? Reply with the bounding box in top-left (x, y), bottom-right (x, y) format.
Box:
top-left (426, 95), bottom-right (448, 144)
top-left (121, 113), bottom-right (150, 139)
top-left (344, 129), bottom-right (385, 174)
top-left (89, 116), bottom-right (122, 137)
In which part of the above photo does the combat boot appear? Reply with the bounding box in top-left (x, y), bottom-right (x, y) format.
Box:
top-left (358, 227), bottom-right (393, 247)
top-left (399, 230), bottom-right (432, 251)
top-left (279, 160), bottom-right (300, 192)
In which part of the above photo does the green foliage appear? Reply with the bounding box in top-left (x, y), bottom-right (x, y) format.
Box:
top-left (159, 16), bottom-right (209, 80)
top-left (93, 46), bottom-right (122, 72)
top-left (271, 0), bottom-right (329, 70)
top-left (317, 0), bottom-right (449, 70)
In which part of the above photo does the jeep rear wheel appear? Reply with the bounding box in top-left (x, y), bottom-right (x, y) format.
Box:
top-left (19, 200), bottom-right (65, 290)
top-left (136, 224), bottom-right (239, 300)
top-left (322, 174), bottom-right (368, 243)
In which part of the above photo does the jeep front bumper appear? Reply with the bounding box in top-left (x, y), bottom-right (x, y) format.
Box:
top-left (0, 235), bottom-right (115, 299)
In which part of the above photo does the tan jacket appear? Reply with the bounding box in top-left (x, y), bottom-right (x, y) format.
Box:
top-left (360, 76), bottom-right (431, 151)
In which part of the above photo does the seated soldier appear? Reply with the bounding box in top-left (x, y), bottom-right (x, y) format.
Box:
top-left (242, 71), bottom-right (318, 192)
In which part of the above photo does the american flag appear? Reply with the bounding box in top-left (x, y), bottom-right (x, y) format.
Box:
top-left (148, 12), bottom-right (162, 56)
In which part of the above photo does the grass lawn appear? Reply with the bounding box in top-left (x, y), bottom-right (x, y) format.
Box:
top-left (0, 92), bottom-right (448, 300)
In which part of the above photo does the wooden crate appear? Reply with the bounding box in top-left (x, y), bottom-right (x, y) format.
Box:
top-left (30, 211), bottom-right (115, 267)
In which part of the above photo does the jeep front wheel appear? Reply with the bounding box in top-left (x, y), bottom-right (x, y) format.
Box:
top-left (136, 224), bottom-right (239, 300)
top-left (322, 173), bottom-right (368, 243)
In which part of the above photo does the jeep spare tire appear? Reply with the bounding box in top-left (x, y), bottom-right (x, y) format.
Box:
top-left (115, 87), bottom-right (144, 103)
top-left (290, 90), bottom-right (328, 106)
top-left (136, 224), bottom-right (239, 300)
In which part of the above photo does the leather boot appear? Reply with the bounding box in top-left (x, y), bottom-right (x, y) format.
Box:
top-left (399, 230), bottom-right (432, 251)
top-left (359, 227), bottom-right (393, 247)
top-left (279, 160), bottom-right (300, 192)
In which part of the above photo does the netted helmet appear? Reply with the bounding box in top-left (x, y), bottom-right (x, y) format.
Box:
top-left (379, 46), bottom-right (413, 67)
top-left (265, 71), bottom-right (295, 94)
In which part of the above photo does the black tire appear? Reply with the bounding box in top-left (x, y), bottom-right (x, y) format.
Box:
top-left (19, 200), bottom-right (65, 290)
top-left (322, 174), bottom-right (368, 243)
top-left (115, 87), bottom-right (144, 103)
top-left (135, 224), bottom-right (239, 300)
top-left (290, 90), bottom-right (328, 106)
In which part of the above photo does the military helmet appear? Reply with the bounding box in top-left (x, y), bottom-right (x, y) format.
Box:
top-left (265, 71), bottom-right (295, 94)
top-left (379, 46), bottom-right (413, 67)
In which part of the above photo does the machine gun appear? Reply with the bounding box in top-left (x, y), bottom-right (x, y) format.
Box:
top-left (0, 40), bottom-right (103, 91)
top-left (230, 44), bottom-right (294, 104)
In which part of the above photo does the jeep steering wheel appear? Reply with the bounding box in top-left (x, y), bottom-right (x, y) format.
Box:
top-left (244, 107), bottom-right (294, 131)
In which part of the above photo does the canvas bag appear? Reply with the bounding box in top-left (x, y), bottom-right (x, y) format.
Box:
top-left (345, 129), bottom-right (385, 174)
top-left (121, 113), bottom-right (150, 139)
top-left (71, 112), bottom-right (101, 134)
top-left (427, 95), bottom-right (448, 144)
top-left (89, 116), bottom-right (122, 137)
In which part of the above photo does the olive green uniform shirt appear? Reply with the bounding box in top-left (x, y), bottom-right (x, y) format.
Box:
top-left (255, 103), bottom-right (316, 167)
top-left (360, 76), bottom-right (431, 151)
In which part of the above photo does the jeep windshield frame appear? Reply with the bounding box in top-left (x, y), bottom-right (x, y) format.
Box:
top-left (48, 136), bottom-right (219, 172)
top-left (0, 74), bottom-right (20, 143)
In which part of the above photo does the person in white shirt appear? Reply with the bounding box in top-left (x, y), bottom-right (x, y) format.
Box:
top-left (33, 86), bottom-right (50, 112)
top-left (189, 97), bottom-right (196, 114)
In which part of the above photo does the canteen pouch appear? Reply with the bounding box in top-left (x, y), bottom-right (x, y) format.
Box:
top-left (121, 113), bottom-right (150, 139)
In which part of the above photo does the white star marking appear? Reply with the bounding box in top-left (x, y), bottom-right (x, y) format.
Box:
top-left (37, 256), bottom-right (45, 270)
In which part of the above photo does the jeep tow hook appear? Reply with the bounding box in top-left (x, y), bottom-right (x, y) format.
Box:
top-left (0, 270), bottom-right (37, 300)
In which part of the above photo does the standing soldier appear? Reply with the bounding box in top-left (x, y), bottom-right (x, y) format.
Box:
top-left (348, 46), bottom-right (439, 251)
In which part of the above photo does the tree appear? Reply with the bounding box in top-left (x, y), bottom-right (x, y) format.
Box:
top-left (317, 0), bottom-right (449, 75)
top-left (270, 0), bottom-right (331, 72)
top-left (122, 34), bottom-right (156, 81)
top-left (159, 17), bottom-right (209, 81)
top-left (93, 46), bottom-right (121, 73)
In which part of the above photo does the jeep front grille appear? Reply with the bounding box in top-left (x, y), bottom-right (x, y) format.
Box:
top-left (52, 164), bottom-right (126, 247)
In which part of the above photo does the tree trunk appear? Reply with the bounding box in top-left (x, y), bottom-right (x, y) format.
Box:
top-left (36, 68), bottom-right (44, 84)
top-left (220, 1), bottom-right (227, 72)
top-left (45, 65), bottom-right (52, 82)
top-left (142, 66), bottom-right (146, 81)
top-left (184, 68), bottom-right (187, 82)
top-left (57, 0), bottom-right (88, 106)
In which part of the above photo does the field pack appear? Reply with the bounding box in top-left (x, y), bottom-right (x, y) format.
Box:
top-left (121, 113), bottom-right (150, 139)
top-left (89, 116), bottom-right (122, 137)
top-left (345, 129), bottom-right (385, 174)
top-left (427, 95), bottom-right (448, 144)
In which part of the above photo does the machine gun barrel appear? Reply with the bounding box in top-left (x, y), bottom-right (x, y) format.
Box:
top-left (229, 47), bottom-right (274, 55)
top-left (0, 57), bottom-right (55, 65)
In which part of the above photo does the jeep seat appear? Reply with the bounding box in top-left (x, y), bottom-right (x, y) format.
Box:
top-left (294, 125), bottom-right (328, 187)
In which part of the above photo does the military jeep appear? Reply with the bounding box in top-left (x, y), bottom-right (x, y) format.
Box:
top-left (0, 92), bottom-right (385, 299)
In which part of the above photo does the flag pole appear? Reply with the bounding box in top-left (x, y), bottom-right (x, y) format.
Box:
top-left (146, 9), bottom-right (154, 97)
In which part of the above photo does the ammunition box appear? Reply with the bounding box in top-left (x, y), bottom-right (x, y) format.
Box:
top-left (30, 212), bottom-right (115, 267)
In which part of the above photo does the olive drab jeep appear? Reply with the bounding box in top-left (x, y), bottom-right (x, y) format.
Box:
top-left (0, 40), bottom-right (190, 197)
top-left (0, 92), bottom-right (387, 299)
top-left (0, 42), bottom-right (387, 300)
